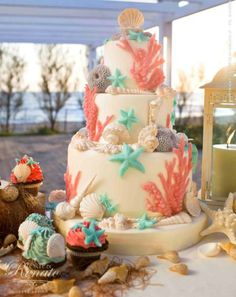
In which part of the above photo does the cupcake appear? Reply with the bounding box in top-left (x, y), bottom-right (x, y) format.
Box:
top-left (66, 220), bottom-right (109, 270)
top-left (10, 155), bottom-right (43, 196)
top-left (18, 213), bottom-right (54, 250)
top-left (22, 226), bottom-right (66, 279)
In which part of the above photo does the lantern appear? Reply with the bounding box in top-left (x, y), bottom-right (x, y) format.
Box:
top-left (200, 63), bottom-right (236, 207)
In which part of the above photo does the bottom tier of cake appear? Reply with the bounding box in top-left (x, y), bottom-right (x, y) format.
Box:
top-left (54, 213), bottom-right (207, 255)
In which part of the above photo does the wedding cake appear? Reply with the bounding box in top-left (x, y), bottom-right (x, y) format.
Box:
top-left (54, 8), bottom-right (207, 255)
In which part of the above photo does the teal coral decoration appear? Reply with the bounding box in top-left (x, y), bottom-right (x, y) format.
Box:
top-left (82, 221), bottom-right (105, 247)
top-left (118, 108), bottom-right (139, 130)
top-left (128, 30), bottom-right (149, 42)
top-left (108, 69), bottom-right (126, 88)
top-left (109, 144), bottom-right (145, 177)
top-left (26, 213), bottom-right (54, 229)
top-left (137, 214), bottom-right (157, 230)
top-left (171, 97), bottom-right (177, 125)
top-left (191, 144), bottom-right (198, 174)
top-left (99, 193), bottom-right (117, 214)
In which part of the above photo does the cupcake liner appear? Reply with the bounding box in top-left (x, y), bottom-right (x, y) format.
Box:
top-left (22, 182), bottom-right (43, 196)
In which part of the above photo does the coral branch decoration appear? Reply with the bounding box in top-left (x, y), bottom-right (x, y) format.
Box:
top-left (142, 138), bottom-right (192, 216)
top-left (84, 85), bottom-right (114, 141)
top-left (117, 35), bottom-right (165, 90)
top-left (166, 114), bottom-right (171, 128)
top-left (64, 168), bottom-right (81, 202)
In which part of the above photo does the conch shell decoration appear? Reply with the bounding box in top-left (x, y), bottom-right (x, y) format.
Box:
top-left (118, 8), bottom-right (144, 30)
top-left (156, 212), bottom-right (192, 226)
top-left (102, 123), bottom-right (130, 145)
top-left (138, 125), bottom-right (158, 152)
top-left (81, 257), bottom-right (110, 278)
top-left (184, 182), bottom-right (201, 217)
top-left (98, 264), bottom-right (129, 284)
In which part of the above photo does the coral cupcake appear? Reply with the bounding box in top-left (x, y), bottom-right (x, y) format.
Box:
top-left (18, 213), bottom-right (54, 250)
top-left (66, 220), bottom-right (109, 270)
top-left (22, 226), bottom-right (66, 279)
top-left (10, 155), bottom-right (43, 196)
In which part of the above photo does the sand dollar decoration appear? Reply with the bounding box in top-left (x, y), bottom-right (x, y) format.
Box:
top-left (118, 8), bottom-right (144, 30)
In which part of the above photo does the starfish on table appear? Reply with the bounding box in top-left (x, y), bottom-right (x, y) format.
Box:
top-left (137, 214), bottom-right (157, 230)
top-left (109, 144), bottom-right (145, 177)
top-left (82, 221), bottom-right (105, 247)
top-left (118, 108), bottom-right (139, 130)
top-left (108, 69), bottom-right (126, 88)
top-left (200, 195), bottom-right (236, 244)
top-left (128, 30), bottom-right (149, 43)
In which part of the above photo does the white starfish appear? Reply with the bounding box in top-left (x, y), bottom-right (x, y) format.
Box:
top-left (200, 196), bottom-right (236, 244)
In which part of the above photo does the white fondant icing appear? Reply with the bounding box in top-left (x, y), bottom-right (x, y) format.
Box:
top-left (95, 93), bottom-right (173, 143)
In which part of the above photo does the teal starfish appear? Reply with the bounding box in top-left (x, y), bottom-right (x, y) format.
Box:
top-left (99, 194), bottom-right (117, 214)
top-left (26, 157), bottom-right (39, 168)
top-left (82, 221), bottom-right (105, 247)
top-left (108, 69), bottom-right (126, 88)
top-left (109, 144), bottom-right (145, 177)
top-left (118, 108), bottom-right (139, 130)
top-left (137, 214), bottom-right (157, 230)
top-left (129, 30), bottom-right (149, 42)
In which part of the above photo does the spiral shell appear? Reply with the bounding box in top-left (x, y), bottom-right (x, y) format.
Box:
top-left (118, 8), bottom-right (144, 30)
top-left (157, 212), bottom-right (192, 226)
top-left (13, 163), bottom-right (31, 183)
top-left (138, 125), bottom-right (159, 152)
top-left (184, 190), bottom-right (201, 217)
top-left (0, 184), bottom-right (19, 202)
top-left (55, 201), bottom-right (76, 220)
top-left (79, 193), bottom-right (105, 220)
top-left (98, 264), bottom-right (129, 284)
top-left (18, 220), bottom-right (39, 245)
top-left (102, 123), bottom-right (130, 145)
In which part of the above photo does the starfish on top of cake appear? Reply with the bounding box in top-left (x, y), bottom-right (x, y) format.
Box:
top-left (200, 195), bottom-right (236, 244)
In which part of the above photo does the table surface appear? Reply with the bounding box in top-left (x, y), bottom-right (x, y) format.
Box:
top-left (1, 234), bottom-right (236, 297)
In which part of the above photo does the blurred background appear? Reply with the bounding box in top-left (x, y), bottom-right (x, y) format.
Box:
top-left (0, 0), bottom-right (235, 194)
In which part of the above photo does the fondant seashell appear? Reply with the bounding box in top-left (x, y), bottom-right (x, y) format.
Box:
top-left (134, 256), bottom-right (150, 270)
top-left (68, 286), bottom-right (84, 297)
top-left (82, 257), bottom-right (110, 278)
top-left (79, 193), bottom-right (105, 220)
top-left (99, 217), bottom-right (116, 230)
top-left (88, 64), bottom-right (111, 93)
top-left (105, 85), bottom-right (152, 95)
top-left (47, 233), bottom-right (66, 259)
top-left (198, 242), bottom-right (221, 257)
top-left (118, 8), bottom-right (144, 29)
top-left (18, 220), bottom-right (39, 245)
top-left (102, 123), bottom-right (130, 145)
top-left (155, 85), bottom-right (177, 100)
top-left (157, 251), bottom-right (180, 263)
top-left (220, 242), bottom-right (236, 260)
top-left (74, 138), bottom-right (96, 151)
top-left (0, 185), bottom-right (19, 202)
top-left (93, 143), bottom-right (123, 154)
top-left (157, 212), bottom-right (192, 226)
top-left (3, 234), bottom-right (17, 248)
top-left (13, 163), bottom-right (31, 183)
top-left (138, 125), bottom-right (158, 152)
top-left (184, 191), bottom-right (201, 217)
top-left (98, 264), bottom-right (129, 284)
top-left (48, 189), bottom-right (66, 203)
top-left (55, 201), bottom-right (76, 220)
top-left (169, 263), bottom-right (188, 275)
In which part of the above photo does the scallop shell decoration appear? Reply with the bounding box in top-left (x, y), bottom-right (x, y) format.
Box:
top-left (157, 212), bottom-right (192, 226)
top-left (79, 193), bottom-right (105, 220)
top-left (118, 8), bottom-right (144, 30)
top-left (13, 163), bottom-right (31, 183)
top-left (102, 123), bottom-right (130, 145)
top-left (138, 125), bottom-right (159, 152)
top-left (47, 233), bottom-right (66, 259)
top-left (18, 220), bottom-right (39, 245)
top-left (55, 201), bottom-right (76, 220)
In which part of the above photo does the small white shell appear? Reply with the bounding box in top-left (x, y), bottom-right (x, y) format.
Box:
top-left (102, 123), bottom-right (130, 145)
top-left (93, 143), bottom-right (123, 154)
top-left (138, 125), bottom-right (158, 152)
top-left (55, 201), bottom-right (76, 220)
top-left (48, 189), bottom-right (66, 203)
top-left (13, 163), bottom-right (31, 183)
top-left (157, 212), bottom-right (192, 226)
top-left (79, 193), bottom-right (105, 220)
top-left (118, 8), bottom-right (144, 29)
top-left (74, 138), bottom-right (96, 151)
top-left (198, 242), bottom-right (221, 257)
top-left (18, 220), bottom-right (39, 244)
top-left (47, 233), bottom-right (66, 259)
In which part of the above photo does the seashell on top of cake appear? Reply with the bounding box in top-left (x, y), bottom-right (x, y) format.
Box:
top-left (118, 8), bottom-right (144, 30)
top-left (79, 193), bottom-right (105, 220)
top-left (102, 123), bottom-right (130, 145)
top-left (138, 125), bottom-right (158, 152)
top-left (55, 201), bottom-right (76, 220)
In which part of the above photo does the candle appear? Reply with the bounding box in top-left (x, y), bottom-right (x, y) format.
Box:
top-left (212, 144), bottom-right (236, 199)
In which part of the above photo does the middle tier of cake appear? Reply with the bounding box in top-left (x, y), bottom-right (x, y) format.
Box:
top-left (67, 142), bottom-right (192, 218)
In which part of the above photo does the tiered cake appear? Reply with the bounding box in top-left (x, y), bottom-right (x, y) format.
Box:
top-left (54, 8), bottom-right (207, 255)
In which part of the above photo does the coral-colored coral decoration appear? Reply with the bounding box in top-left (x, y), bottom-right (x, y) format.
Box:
top-left (10, 156), bottom-right (43, 184)
top-left (166, 113), bottom-right (171, 128)
top-left (142, 138), bottom-right (192, 217)
top-left (117, 35), bottom-right (165, 90)
top-left (64, 168), bottom-right (81, 202)
top-left (84, 84), bottom-right (114, 141)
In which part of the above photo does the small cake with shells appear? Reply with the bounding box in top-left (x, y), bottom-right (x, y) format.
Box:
top-left (10, 155), bottom-right (43, 196)
top-left (66, 221), bottom-right (109, 270)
